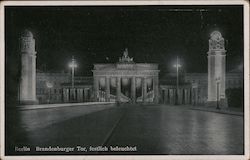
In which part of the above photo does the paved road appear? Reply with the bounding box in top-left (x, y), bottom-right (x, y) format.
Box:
top-left (6, 104), bottom-right (244, 155)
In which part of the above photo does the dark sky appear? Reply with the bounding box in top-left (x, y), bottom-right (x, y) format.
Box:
top-left (5, 5), bottom-right (243, 76)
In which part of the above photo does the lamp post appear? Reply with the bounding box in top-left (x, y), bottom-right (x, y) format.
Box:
top-left (215, 77), bottom-right (221, 110)
top-left (69, 56), bottom-right (77, 89)
top-left (173, 56), bottom-right (181, 105)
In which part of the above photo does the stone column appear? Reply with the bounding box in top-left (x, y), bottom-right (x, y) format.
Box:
top-left (153, 76), bottom-right (159, 104)
top-left (68, 88), bottom-right (71, 102)
top-left (116, 77), bottom-right (121, 103)
top-left (143, 77), bottom-right (147, 103)
top-left (169, 89), bottom-right (174, 105)
top-left (63, 88), bottom-right (66, 102)
top-left (73, 88), bottom-right (76, 101)
top-left (178, 89), bottom-right (183, 105)
top-left (93, 76), bottom-right (99, 102)
top-left (187, 88), bottom-right (191, 104)
top-left (159, 89), bottom-right (163, 103)
top-left (191, 88), bottom-right (194, 105)
top-left (131, 76), bottom-right (136, 103)
top-left (76, 88), bottom-right (81, 102)
top-left (66, 88), bottom-right (69, 102)
top-left (19, 30), bottom-right (37, 104)
top-left (188, 88), bottom-right (192, 104)
top-left (184, 89), bottom-right (188, 104)
top-left (69, 88), bottom-right (73, 102)
top-left (77, 89), bottom-right (82, 102)
top-left (84, 88), bottom-right (88, 102)
top-left (192, 88), bottom-right (198, 105)
top-left (195, 88), bottom-right (199, 105)
top-left (174, 89), bottom-right (177, 105)
top-left (164, 89), bottom-right (168, 104)
top-left (105, 76), bottom-right (110, 102)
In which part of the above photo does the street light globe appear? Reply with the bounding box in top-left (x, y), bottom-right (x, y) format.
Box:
top-left (46, 82), bottom-right (53, 88)
top-left (173, 64), bottom-right (181, 68)
top-left (69, 62), bottom-right (77, 68)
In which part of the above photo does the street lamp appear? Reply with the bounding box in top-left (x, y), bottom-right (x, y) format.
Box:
top-left (46, 81), bottom-right (53, 103)
top-left (69, 56), bottom-right (77, 89)
top-left (173, 56), bottom-right (181, 105)
top-left (215, 77), bottom-right (221, 110)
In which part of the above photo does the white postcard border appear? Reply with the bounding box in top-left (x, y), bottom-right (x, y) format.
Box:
top-left (0, 1), bottom-right (249, 160)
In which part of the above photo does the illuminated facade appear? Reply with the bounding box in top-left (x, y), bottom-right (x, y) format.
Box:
top-left (19, 30), bottom-right (37, 104)
top-left (92, 49), bottom-right (160, 104)
top-left (207, 31), bottom-right (227, 107)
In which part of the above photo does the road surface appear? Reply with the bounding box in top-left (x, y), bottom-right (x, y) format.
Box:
top-left (6, 104), bottom-right (244, 155)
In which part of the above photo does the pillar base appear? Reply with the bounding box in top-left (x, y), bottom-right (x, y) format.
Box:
top-left (154, 96), bottom-right (159, 104)
top-left (19, 100), bottom-right (38, 105)
top-left (206, 99), bottom-right (228, 108)
top-left (219, 98), bottom-right (228, 108)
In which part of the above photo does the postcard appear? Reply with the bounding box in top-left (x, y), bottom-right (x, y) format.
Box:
top-left (0, 1), bottom-right (249, 160)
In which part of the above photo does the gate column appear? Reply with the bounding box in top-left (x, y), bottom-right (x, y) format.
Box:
top-left (116, 77), bottom-right (121, 103)
top-left (131, 76), bottom-right (136, 103)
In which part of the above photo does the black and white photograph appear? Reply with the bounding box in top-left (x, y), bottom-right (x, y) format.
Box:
top-left (1, 1), bottom-right (249, 159)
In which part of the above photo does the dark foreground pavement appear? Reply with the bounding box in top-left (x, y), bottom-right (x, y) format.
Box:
top-left (6, 104), bottom-right (244, 155)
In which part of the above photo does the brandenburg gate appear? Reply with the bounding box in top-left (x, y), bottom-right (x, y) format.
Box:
top-left (92, 49), bottom-right (160, 104)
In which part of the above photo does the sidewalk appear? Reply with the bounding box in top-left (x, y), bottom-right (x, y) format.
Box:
top-left (18, 101), bottom-right (115, 110)
top-left (189, 105), bottom-right (243, 116)
top-left (14, 102), bottom-right (116, 132)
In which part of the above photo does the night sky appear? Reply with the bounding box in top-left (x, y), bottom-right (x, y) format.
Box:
top-left (5, 5), bottom-right (243, 76)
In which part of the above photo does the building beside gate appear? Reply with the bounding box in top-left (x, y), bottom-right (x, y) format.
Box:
top-left (61, 76), bottom-right (93, 103)
top-left (159, 70), bottom-right (243, 106)
top-left (36, 71), bottom-right (93, 104)
top-left (159, 72), bottom-right (207, 106)
top-left (36, 70), bottom-right (70, 103)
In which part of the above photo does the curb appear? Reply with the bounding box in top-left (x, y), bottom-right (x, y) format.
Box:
top-left (17, 102), bottom-right (116, 111)
top-left (190, 108), bottom-right (243, 116)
